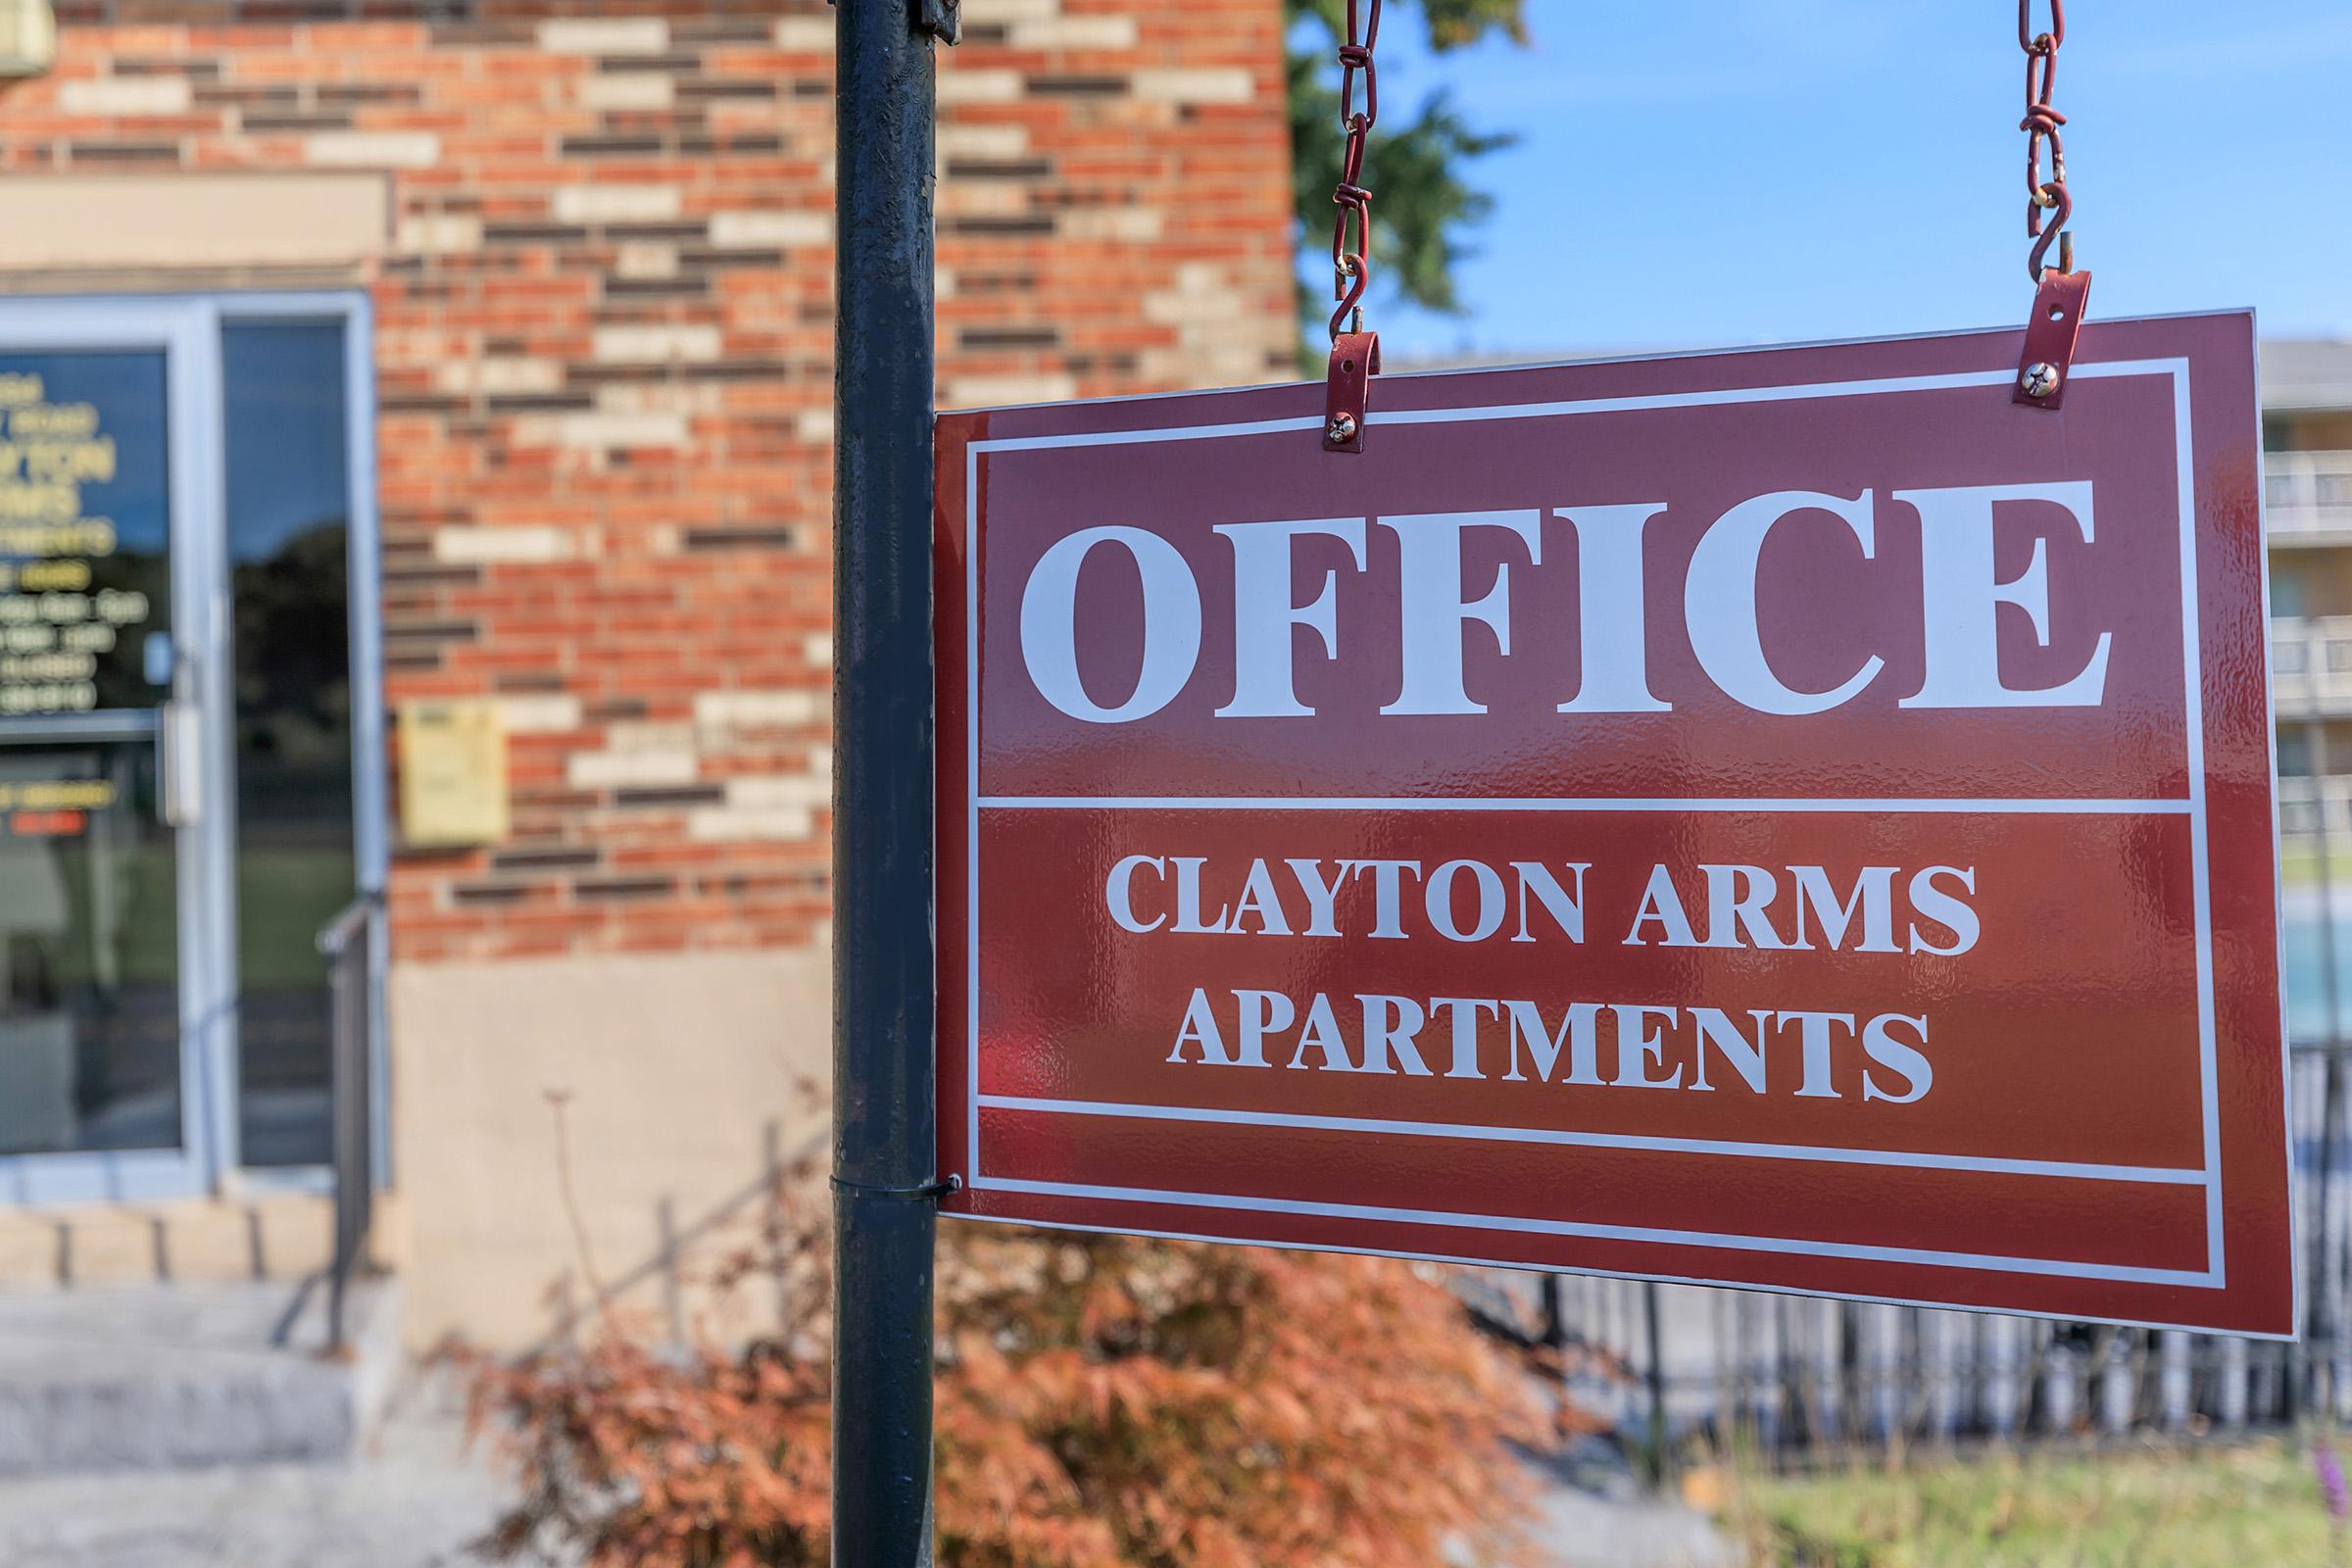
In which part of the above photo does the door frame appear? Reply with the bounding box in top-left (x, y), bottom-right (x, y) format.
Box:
top-left (0, 291), bottom-right (383, 1204)
top-left (214, 290), bottom-right (388, 1199)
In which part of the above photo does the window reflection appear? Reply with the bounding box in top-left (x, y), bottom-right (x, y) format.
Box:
top-left (0, 742), bottom-right (179, 1154)
top-left (0, 345), bottom-right (180, 1158)
top-left (225, 322), bottom-right (355, 1167)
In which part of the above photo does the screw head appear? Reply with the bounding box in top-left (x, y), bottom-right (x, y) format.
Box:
top-left (1326, 413), bottom-right (1359, 443)
top-left (2021, 362), bottom-right (2061, 398)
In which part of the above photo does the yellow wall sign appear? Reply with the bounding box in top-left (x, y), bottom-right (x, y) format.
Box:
top-left (398, 699), bottom-right (509, 847)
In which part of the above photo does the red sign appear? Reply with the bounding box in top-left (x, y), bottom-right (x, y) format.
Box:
top-left (935, 312), bottom-right (2292, 1337)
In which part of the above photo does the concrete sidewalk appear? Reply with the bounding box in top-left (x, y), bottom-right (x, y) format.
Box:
top-left (0, 1375), bottom-right (1728, 1568)
top-left (0, 1379), bottom-right (528, 1568)
top-left (1519, 1438), bottom-right (1737, 1568)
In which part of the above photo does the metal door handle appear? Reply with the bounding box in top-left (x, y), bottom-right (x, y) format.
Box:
top-left (159, 698), bottom-right (202, 826)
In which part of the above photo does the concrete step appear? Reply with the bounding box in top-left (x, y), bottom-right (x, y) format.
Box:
top-left (0, 1276), bottom-right (400, 1475)
top-left (0, 1194), bottom-right (366, 1291)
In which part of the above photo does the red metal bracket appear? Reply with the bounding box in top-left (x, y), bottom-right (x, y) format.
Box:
top-left (1323, 330), bottom-right (1381, 454)
top-left (2013, 268), bottom-right (2091, 410)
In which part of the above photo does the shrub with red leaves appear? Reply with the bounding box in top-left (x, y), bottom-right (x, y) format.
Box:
top-left (465, 1175), bottom-right (1543, 1568)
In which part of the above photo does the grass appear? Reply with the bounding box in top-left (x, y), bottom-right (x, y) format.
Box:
top-left (25, 842), bottom-right (353, 990)
top-left (235, 844), bottom-right (357, 986)
top-left (2285, 841), bottom-right (2338, 889)
top-left (1726, 1439), bottom-right (2349, 1568)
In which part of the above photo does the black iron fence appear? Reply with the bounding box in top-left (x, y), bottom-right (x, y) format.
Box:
top-left (1537, 780), bottom-right (2351, 1451)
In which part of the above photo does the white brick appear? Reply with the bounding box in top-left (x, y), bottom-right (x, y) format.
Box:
top-left (707, 209), bottom-right (831, 249)
top-left (592, 324), bottom-right (721, 364)
top-left (395, 214), bottom-right (481, 256)
top-left (726, 775), bottom-right (830, 809)
top-left (432, 524), bottom-right (577, 564)
top-left (515, 411), bottom-right (691, 450)
top-left (1133, 69), bottom-right (1255, 104)
top-left (943, 372), bottom-right (1078, 409)
top-left (1136, 347), bottom-right (1240, 387)
top-left (804, 634), bottom-right (833, 666)
top-left (614, 241), bottom-right (677, 279)
top-left (1059, 208), bottom-right (1163, 242)
top-left (496, 694), bottom-right (584, 734)
top-left (938, 70), bottom-right (1022, 105)
top-left (694, 689), bottom-right (823, 729)
top-left (794, 408), bottom-right (834, 444)
top-left (937, 124), bottom-right (1029, 160)
top-left (772, 17), bottom-right (835, 50)
top-left (688, 806), bottom-right (816, 843)
top-left (605, 721), bottom-right (697, 754)
top-left (537, 17), bottom-right (669, 54)
top-left (1144, 285), bottom-right (1246, 325)
top-left (1006, 16), bottom-right (1137, 48)
top-left (939, 180), bottom-right (1028, 217)
top-left (579, 73), bottom-right (674, 112)
top-left (592, 381), bottom-right (718, 416)
top-left (433, 358), bottom-right (563, 397)
top-left (480, 359), bottom-right (564, 395)
top-left (306, 131), bottom-right (440, 170)
top-left (59, 77), bottom-right (192, 115)
top-left (567, 750), bottom-right (697, 790)
top-left (552, 184), bottom-right (683, 224)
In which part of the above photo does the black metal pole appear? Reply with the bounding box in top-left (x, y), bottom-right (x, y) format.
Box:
top-left (831, 1), bottom-right (940, 1563)
top-left (1642, 1282), bottom-right (1670, 1487)
top-left (2307, 699), bottom-right (2344, 1405)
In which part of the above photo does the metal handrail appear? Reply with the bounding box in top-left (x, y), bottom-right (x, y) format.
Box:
top-left (317, 896), bottom-right (376, 960)
top-left (318, 892), bottom-right (383, 1356)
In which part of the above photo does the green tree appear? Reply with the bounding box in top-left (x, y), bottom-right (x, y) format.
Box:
top-left (1287, 0), bottom-right (1527, 357)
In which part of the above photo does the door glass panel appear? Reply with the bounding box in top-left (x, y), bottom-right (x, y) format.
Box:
top-left (0, 741), bottom-right (179, 1154)
top-left (224, 322), bottom-right (355, 1167)
top-left (0, 353), bottom-right (172, 717)
top-left (0, 346), bottom-right (181, 1159)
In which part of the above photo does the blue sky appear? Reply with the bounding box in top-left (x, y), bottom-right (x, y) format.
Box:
top-left (1353, 1), bottom-right (2352, 361)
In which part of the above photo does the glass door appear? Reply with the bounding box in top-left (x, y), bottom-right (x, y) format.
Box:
top-left (0, 301), bottom-right (231, 1202)
top-left (220, 316), bottom-right (363, 1170)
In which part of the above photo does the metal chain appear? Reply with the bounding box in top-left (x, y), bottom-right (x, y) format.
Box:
top-left (2020, 0), bottom-right (2074, 280)
top-left (1329, 0), bottom-right (1382, 342)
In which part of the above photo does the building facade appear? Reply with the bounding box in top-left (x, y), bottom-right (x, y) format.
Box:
top-left (0, 0), bottom-right (1295, 1346)
top-left (2264, 340), bottom-right (2352, 1062)
top-left (2266, 339), bottom-right (2352, 842)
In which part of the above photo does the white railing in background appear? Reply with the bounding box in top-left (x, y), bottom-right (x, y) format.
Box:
top-left (1500, 582), bottom-right (2352, 1453)
top-left (2271, 615), bottom-right (2352, 713)
top-left (2270, 450), bottom-right (2352, 538)
top-left (1532, 956), bottom-right (2352, 1450)
top-left (2279, 774), bottom-right (2352, 839)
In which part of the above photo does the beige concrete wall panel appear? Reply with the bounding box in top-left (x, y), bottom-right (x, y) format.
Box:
top-left (389, 947), bottom-right (831, 1350)
top-left (0, 173), bottom-right (389, 271)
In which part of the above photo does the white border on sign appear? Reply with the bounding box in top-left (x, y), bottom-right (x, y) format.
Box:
top-left (962, 358), bottom-right (2222, 1291)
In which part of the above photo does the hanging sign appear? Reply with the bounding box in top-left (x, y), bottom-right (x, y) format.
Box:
top-left (934, 312), bottom-right (2291, 1337)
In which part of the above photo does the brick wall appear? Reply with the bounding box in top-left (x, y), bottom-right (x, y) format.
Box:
top-left (0, 0), bottom-right (1297, 962)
